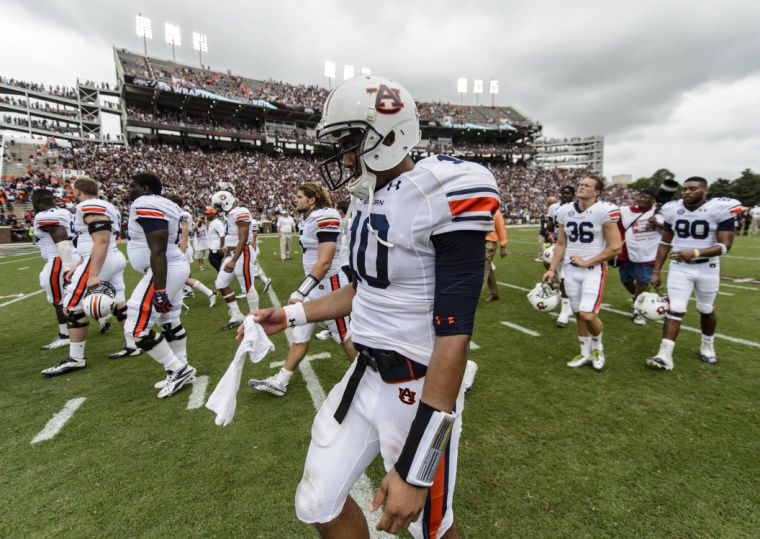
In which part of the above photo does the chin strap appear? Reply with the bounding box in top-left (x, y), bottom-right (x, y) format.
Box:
top-left (351, 165), bottom-right (395, 249)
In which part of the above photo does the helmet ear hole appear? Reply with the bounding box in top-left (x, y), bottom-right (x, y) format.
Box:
top-left (382, 131), bottom-right (395, 147)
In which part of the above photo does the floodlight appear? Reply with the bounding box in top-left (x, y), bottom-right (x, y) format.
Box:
top-left (360, 67), bottom-right (371, 76)
top-left (343, 65), bottom-right (355, 80)
top-left (136, 15), bottom-right (153, 39)
top-left (457, 78), bottom-right (468, 94)
top-left (473, 80), bottom-right (483, 94)
top-left (193, 32), bottom-right (208, 52)
top-left (324, 60), bottom-right (336, 79)
top-left (165, 23), bottom-right (181, 46)
top-left (489, 80), bottom-right (499, 94)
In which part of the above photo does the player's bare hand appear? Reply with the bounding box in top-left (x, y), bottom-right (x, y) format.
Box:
top-left (370, 467), bottom-right (427, 534)
top-left (86, 274), bottom-right (101, 289)
top-left (223, 260), bottom-right (235, 273)
top-left (499, 246), bottom-right (507, 258)
top-left (650, 273), bottom-right (662, 289)
top-left (236, 308), bottom-right (284, 340)
top-left (669, 249), bottom-right (693, 262)
top-left (63, 268), bottom-right (75, 283)
top-left (541, 269), bottom-right (555, 284)
top-left (569, 255), bottom-right (588, 267)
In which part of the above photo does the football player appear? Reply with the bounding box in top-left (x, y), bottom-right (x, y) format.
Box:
top-left (248, 182), bottom-right (354, 397)
top-left (646, 177), bottom-right (741, 370)
top-left (31, 189), bottom-right (76, 350)
top-left (166, 195), bottom-right (216, 307)
top-left (124, 174), bottom-right (197, 398)
top-left (545, 186), bottom-right (576, 327)
top-left (542, 176), bottom-right (621, 370)
top-left (206, 209), bottom-right (226, 272)
top-left (191, 213), bottom-right (209, 271)
top-left (536, 195), bottom-right (557, 261)
top-left (42, 178), bottom-right (138, 377)
top-left (242, 75), bottom-right (498, 538)
top-left (212, 191), bottom-right (259, 330)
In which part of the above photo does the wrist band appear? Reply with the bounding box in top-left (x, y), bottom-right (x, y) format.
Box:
top-left (716, 243), bottom-right (727, 255)
top-left (394, 401), bottom-right (456, 487)
top-left (693, 249), bottom-right (700, 258)
top-left (281, 303), bottom-right (307, 329)
top-left (652, 270), bottom-right (661, 273)
top-left (291, 273), bottom-right (319, 301)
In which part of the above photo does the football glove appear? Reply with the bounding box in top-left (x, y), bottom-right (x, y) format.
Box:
top-left (152, 289), bottom-right (173, 313)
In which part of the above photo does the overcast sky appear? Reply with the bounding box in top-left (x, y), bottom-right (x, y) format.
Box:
top-left (2, 0), bottom-right (759, 182)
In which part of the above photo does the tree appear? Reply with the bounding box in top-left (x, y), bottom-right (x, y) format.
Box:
top-left (708, 178), bottom-right (733, 198)
top-left (729, 169), bottom-right (760, 206)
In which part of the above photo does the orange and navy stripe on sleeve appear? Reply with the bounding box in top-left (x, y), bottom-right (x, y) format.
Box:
top-left (81, 205), bottom-right (106, 214)
top-left (236, 213), bottom-right (251, 222)
top-left (38, 220), bottom-right (61, 226)
top-left (607, 208), bottom-right (621, 221)
top-left (135, 208), bottom-right (166, 219)
top-left (446, 187), bottom-right (500, 222)
top-left (317, 218), bottom-right (341, 229)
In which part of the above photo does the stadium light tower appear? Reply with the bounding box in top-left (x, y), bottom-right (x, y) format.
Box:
top-left (489, 79), bottom-right (499, 106)
top-left (324, 60), bottom-right (336, 89)
top-left (457, 78), bottom-right (468, 104)
top-left (360, 67), bottom-right (371, 77)
top-left (193, 31), bottom-right (208, 67)
top-left (135, 14), bottom-right (152, 56)
top-left (164, 23), bottom-right (182, 62)
top-left (473, 79), bottom-right (483, 105)
top-left (343, 65), bottom-right (355, 81)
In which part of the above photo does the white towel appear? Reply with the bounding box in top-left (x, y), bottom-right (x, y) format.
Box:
top-left (205, 316), bottom-right (275, 426)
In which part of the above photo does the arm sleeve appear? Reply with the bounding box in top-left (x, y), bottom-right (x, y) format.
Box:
top-left (717, 218), bottom-right (735, 231)
top-left (137, 217), bottom-right (168, 233)
top-left (316, 231), bottom-right (339, 243)
top-left (431, 230), bottom-right (486, 336)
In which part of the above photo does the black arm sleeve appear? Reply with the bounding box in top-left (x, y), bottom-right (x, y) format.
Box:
top-left (137, 217), bottom-right (168, 233)
top-left (717, 218), bottom-right (735, 231)
top-left (431, 230), bottom-right (486, 336)
top-left (663, 222), bottom-right (673, 233)
top-left (316, 231), bottom-right (339, 243)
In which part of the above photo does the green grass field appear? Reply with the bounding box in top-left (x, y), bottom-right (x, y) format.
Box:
top-left (1, 228), bottom-right (759, 537)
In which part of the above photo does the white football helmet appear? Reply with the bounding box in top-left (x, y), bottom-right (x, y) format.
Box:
top-left (634, 292), bottom-right (670, 321)
top-left (542, 245), bottom-right (555, 265)
top-left (211, 190), bottom-right (235, 213)
top-left (82, 282), bottom-right (116, 320)
top-left (316, 75), bottom-right (421, 201)
top-left (526, 283), bottom-right (560, 312)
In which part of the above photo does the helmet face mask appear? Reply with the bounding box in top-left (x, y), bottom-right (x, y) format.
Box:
top-left (316, 75), bottom-right (420, 200)
top-left (527, 283), bottom-right (560, 312)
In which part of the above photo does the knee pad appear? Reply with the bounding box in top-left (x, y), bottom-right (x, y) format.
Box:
top-left (136, 329), bottom-right (165, 352)
top-left (113, 304), bottom-right (127, 322)
top-left (161, 321), bottom-right (187, 342)
top-left (66, 310), bottom-right (89, 328)
top-left (696, 302), bottom-right (714, 315)
top-left (295, 479), bottom-right (335, 525)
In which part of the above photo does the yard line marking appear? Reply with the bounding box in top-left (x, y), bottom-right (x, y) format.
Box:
top-left (0, 293), bottom-right (23, 300)
top-left (721, 283), bottom-right (759, 291)
top-left (724, 255), bottom-right (760, 261)
top-left (258, 263), bottom-right (387, 538)
top-left (549, 312), bottom-right (577, 322)
top-left (269, 352), bottom-right (330, 369)
top-left (0, 255), bottom-right (38, 265)
top-left (18, 266), bottom-right (29, 270)
top-left (470, 341), bottom-right (480, 350)
top-left (187, 375), bottom-right (209, 410)
top-left (497, 281), bottom-right (530, 292)
top-left (31, 397), bottom-right (86, 444)
top-left (0, 289), bottom-right (44, 307)
top-left (500, 321), bottom-right (541, 337)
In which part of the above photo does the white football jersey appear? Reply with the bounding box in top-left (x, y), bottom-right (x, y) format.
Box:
top-left (298, 207), bottom-right (344, 277)
top-left (619, 205), bottom-right (660, 263)
top-left (547, 201), bottom-right (561, 223)
top-left (661, 197), bottom-right (742, 252)
top-left (127, 195), bottom-right (185, 273)
top-left (348, 155), bottom-right (499, 365)
top-left (208, 217), bottom-right (225, 250)
top-left (74, 199), bottom-right (121, 257)
top-left (193, 222), bottom-right (209, 251)
top-left (223, 206), bottom-right (253, 247)
top-left (558, 200), bottom-right (620, 261)
top-left (34, 207), bottom-right (74, 260)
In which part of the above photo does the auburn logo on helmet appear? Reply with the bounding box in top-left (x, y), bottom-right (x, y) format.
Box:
top-left (366, 84), bottom-right (404, 114)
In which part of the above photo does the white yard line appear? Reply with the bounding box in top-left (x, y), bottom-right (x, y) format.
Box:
top-left (469, 341), bottom-right (480, 350)
top-left (500, 321), bottom-right (541, 337)
top-left (0, 255), bottom-right (38, 265)
top-left (31, 398), bottom-right (87, 444)
top-left (497, 281), bottom-right (530, 292)
top-left (0, 289), bottom-right (44, 307)
top-left (260, 264), bottom-right (388, 537)
top-left (18, 266), bottom-right (29, 270)
top-left (269, 352), bottom-right (330, 369)
top-left (724, 255), bottom-right (760, 261)
top-left (187, 375), bottom-right (209, 410)
top-left (721, 283), bottom-right (759, 291)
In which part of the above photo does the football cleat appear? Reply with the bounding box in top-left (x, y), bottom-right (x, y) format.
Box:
top-left (183, 288), bottom-right (195, 299)
top-left (592, 349), bottom-right (605, 371)
top-left (556, 314), bottom-right (569, 328)
top-left (208, 293), bottom-right (217, 308)
top-left (41, 334), bottom-right (70, 350)
top-left (98, 316), bottom-right (111, 333)
top-left (263, 278), bottom-right (272, 293)
top-left (248, 376), bottom-right (287, 397)
top-left (646, 356), bottom-right (673, 371)
top-left (41, 356), bottom-right (86, 377)
top-left (157, 365), bottom-right (197, 398)
top-left (315, 329), bottom-right (332, 341)
top-left (700, 348), bottom-right (717, 365)
top-left (221, 314), bottom-right (245, 330)
top-left (463, 359), bottom-right (479, 395)
top-left (108, 347), bottom-right (142, 359)
top-left (155, 371), bottom-right (196, 389)
top-left (566, 355), bottom-right (591, 368)
top-left (632, 311), bottom-right (647, 326)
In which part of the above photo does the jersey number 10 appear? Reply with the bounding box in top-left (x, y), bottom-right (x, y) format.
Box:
top-left (349, 210), bottom-right (390, 289)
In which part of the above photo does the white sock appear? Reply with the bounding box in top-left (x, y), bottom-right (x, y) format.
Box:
top-left (701, 334), bottom-right (715, 347)
top-left (246, 289), bottom-right (259, 312)
top-left (70, 341), bottom-right (86, 359)
top-left (227, 301), bottom-right (242, 317)
top-left (658, 339), bottom-right (675, 359)
top-left (560, 298), bottom-right (571, 316)
top-left (591, 332), bottom-right (603, 350)
top-left (58, 323), bottom-right (69, 336)
top-left (276, 367), bottom-right (294, 386)
top-left (124, 332), bottom-right (137, 349)
top-left (578, 336), bottom-right (591, 358)
top-left (192, 280), bottom-right (214, 298)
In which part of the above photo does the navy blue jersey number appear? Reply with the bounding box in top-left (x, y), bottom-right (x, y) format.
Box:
top-left (566, 221), bottom-right (594, 243)
top-left (674, 219), bottom-right (709, 240)
top-left (349, 210), bottom-right (390, 289)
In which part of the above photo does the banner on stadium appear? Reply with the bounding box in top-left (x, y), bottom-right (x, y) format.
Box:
top-left (61, 169), bottom-right (87, 178)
